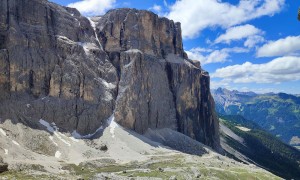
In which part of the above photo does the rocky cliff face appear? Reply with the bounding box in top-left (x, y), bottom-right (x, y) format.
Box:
top-left (0, 0), bottom-right (220, 151)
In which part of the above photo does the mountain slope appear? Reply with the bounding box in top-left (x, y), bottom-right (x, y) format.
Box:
top-left (220, 115), bottom-right (300, 179)
top-left (213, 88), bottom-right (300, 148)
top-left (0, 117), bottom-right (281, 179)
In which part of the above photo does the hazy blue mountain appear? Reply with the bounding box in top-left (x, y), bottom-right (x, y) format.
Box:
top-left (213, 88), bottom-right (300, 149)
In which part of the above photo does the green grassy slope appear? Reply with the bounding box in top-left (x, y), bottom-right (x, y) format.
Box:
top-left (220, 115), bottom-right (300, 179)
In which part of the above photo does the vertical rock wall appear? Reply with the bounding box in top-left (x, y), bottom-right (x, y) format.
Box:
top-left (96, 9), bottom-right (220, 150)
top-left (0, 2), bottom-right (220, 151)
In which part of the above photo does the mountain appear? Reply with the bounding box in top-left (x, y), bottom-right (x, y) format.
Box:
top-left (212, 88), bottom-right (300, 149)
top-left (0, 0), bottom-right (288, 179)
top-left (220, 114), bottom-right (300, 179)
top-left (0, 0), bottom-right (220, 151)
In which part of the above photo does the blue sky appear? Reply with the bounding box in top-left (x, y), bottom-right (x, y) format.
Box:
top-left (50, 0), bottom-right (300, 94)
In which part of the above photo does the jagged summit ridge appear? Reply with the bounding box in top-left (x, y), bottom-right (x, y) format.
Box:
top-left (96, 8), bottom-right (187, 59)
top-left (0, 0), bottom-right (220, 151)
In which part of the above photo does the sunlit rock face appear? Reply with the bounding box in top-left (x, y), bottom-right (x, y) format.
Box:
top-left (0, 1), bottom-right (221, 151)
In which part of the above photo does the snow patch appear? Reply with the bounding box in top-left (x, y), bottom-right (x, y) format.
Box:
top-left (12, 140), bottom-right (20, 146)
top-left (40, 119), bottom-right (71, 146)
top-left (0, 128), bottom-right (7, 136)
top-left (125, 49), bottom-right (143, 54)
top-left (102, 80), bottom-right (116, 89)
top-left (26, 104), bottom-right (31, 108)
top-left (39, 119), bottom-right (55, 133)
top-left (49, 136), bottom-right (58, 146)
top-left (236, 126), bottom-right (251, 132)
top-left (72, 126), bottom-right (103, 139)
top-left (108, 115), bottom-right (118, 138)
top-left (69, 136), bottom-right (80, 143)
top-left (4, 149), bottom-right (8, 155)
top-left (55, 151), bottom-right (61, 159)
top-left (88, 17), bottom-right (103, 50)
top-left (94, 77), bottom-right (116, 90)
top-left (54, 132), bottom-right (71, 146)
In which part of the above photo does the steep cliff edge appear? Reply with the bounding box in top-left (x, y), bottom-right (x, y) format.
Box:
top-left (0, 1), bottom-right (220, 151)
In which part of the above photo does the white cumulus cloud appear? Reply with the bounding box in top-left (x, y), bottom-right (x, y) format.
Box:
top-left (68, 0), bottom-right (116, 16)
top-left (215, 24), bottom-right (264, 44)
top-left (186, 47), bottom-right (248, 65)
top-left (244, 35), bottom-right (265, 48)
top-left (166, 0), bottom-right (285, 39)
top-left (257, 36), bottom-right (300, 57)
top-left (212, 56), bottom-right (300, 84)
top-left (149, 4), bottom-right (162, 13)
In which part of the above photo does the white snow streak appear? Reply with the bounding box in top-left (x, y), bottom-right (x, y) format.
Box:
top-left (125, 49), bottom-right (143, 54)
top-left (72, 126), bottom-right (103, 139)
top-left (12, 140), bottom-right (20, 146)
top-left (39, 119), bottom-right (71, 146)
top-left (0, 128), bottom-right (7, 136)
top-left (108, 115), bottom-right (118, 138)
top-left (4, 149), bottom-right (8, 155)
top-left (88, 17), bottom-right (103, 50)
top-left (49, 136), bottom-right (58, 146)
top-left (236, 126), bottom-right (251, 132)
top-left (69, 136), bottom-right (80, 143)
top-left (55, 151), bottom-right (62, 158)
top-left (39, 119), bottom-right (55, 133)
top-left (54, 132), bottom-right (71, 147)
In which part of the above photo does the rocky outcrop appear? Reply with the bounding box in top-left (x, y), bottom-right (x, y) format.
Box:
top-left (0, 1), bottom-right (221, 151)
top-left (0, 157), bottom-right (8, 173)
top-left (95, 9), bottom-right (220, 150)
top-left (0, 0), bottom-right (118, 134)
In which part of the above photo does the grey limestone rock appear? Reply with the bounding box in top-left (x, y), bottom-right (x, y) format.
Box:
top-left (0, 0), bottom-right (118, 135)
top-left (0, 0), bottom-right (221, 151)
top-left (94, 9), bottom-right (220, 150)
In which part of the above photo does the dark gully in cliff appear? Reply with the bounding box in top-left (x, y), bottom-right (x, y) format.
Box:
top-left (0, 0), bottom-right (221, 151)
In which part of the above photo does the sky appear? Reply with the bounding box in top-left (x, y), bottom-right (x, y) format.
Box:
top-left (50, 0), bottom-right (300, 94)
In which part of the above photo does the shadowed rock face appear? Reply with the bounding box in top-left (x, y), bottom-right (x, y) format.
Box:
top-left (0, 156), bottom-right (8, 173)
top-left (0, 0), bottom-right (118, 134)
top-left (0, 1), bottom-right (221, 151)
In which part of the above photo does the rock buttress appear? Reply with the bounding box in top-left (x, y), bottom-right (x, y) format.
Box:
top-left (95, 9), bottom-right (221, 151)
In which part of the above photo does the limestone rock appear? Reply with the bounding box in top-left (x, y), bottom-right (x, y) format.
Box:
top-left (0, 0), bottom-right (118, 135)
top-left (95, 11), bottom-right (221, 150)
top-left (96, 8), bottom-right (187, 59)
top-left (0, 0), bottom-right (221, 151)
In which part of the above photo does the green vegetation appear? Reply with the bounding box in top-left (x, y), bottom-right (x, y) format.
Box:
top-left (0, 154), bottom-right (281, 179)
top-left (220, 115), bottom-right (300, 179)
top-left (0, 171), bottom-right (58, 180)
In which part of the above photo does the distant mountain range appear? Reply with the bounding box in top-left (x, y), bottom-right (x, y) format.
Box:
top-left (212, 88), bottom-right (300, 149)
